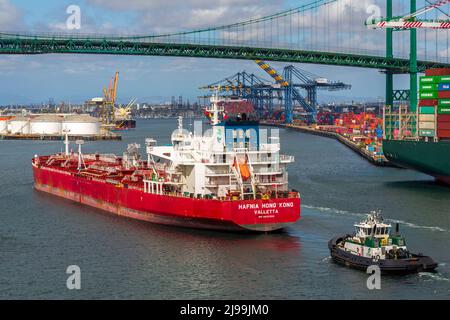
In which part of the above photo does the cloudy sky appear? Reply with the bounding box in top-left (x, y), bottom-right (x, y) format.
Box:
top-left (0, 0), bottom-right (446, 105)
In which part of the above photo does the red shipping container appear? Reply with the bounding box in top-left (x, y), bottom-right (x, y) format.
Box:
top-left (438, 91), bottom-right (450, 99)
top-left (437, 114), bottom-right (450, 122)
top-left (437, 129), bottom-right (450, 138)
top-left (419, 99), bottom-right (438, 106)
top-left (437, 122), bottom-right (450, 130)
top-left (425, 68), bottom-right (450, 76)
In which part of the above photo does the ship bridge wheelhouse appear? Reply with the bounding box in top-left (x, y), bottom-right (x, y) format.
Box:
top-left (354, 223), bottom-right (391, 239)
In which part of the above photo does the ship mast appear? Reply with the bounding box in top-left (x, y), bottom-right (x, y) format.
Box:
top-left (207, 88), bottom-right (224, 126)
top-left (76, 140), bottom-right (86, 171)
top-left (178, 115), bottom-right (183, 133)
top-left (63, 129), bottom-right (70, 156)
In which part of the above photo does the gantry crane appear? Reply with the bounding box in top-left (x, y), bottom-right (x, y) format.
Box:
top-left (366, 0), bottom-right (450, 29)
top-left (201, 64), bottom-right (351, 124)
top-left (200, 71), bottom-right (281, 112)
top-left (255, 60), bottom-right (351, 123)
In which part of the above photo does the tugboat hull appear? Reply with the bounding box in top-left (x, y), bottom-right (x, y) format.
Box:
top-left (328, 236), bottom-right (438, 274)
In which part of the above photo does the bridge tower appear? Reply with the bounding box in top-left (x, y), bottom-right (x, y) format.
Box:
top-left (409, 0), bottom-right (418, 112)
top-left (385, 0), bottom-right (393, 108)
top-left (386, 0), bottom-right (418, 112)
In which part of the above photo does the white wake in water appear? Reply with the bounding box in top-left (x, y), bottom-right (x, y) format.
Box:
top-left (387, 219), bottom-right (447, 233)
top-left (418, 272), bottom-right (450, 282)
top-left (302, 205), bottom-right (362, 217)
top-left (302, 205), bottom-right (448, 233)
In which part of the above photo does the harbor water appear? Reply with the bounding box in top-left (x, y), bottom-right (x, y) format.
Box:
top-left (0, 119), bottom-right (449, 299)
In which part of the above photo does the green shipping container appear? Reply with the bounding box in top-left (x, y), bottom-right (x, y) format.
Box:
top-left (438, 107), bottom-right (450, 114)
top-left (420, 76), bottom-right (440, 84)
top-left (419, 129), bottom-right (435, 137)
top-left (439, 76), bottom-right (450, 82)
top-left (420, 83), bottom-right (439, 91)
top-left (438, 99), bottom-right (450, 106)
top-left (420, 91), bottom-right (438, 99)
top-left (419, 106), bottom-right (436, 114)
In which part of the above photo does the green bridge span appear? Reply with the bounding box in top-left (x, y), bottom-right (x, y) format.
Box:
top-left (0, 35), bottom-right (449, 72)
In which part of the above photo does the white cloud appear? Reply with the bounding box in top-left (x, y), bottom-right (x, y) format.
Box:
top-left (0, 56), bottom-right (41, 74)
top-left (79, 0), bottom-right (386, 58)
top-left (88, 0), bottom-right (265, 12)
top-left (0, 0), bottom-right (22, 30)
top-left (86, 0), bottom-right (282, 33)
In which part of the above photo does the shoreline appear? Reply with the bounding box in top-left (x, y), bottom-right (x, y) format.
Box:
top-left (0, 133), bottom-right (122, 141)
top-left (261, 121), bottom-right (397, 167)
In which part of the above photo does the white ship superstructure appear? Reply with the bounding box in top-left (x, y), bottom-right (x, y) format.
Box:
top-left (143, 93), bottom-right (295, 200)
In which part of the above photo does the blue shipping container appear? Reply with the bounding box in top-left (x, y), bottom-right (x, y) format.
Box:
top-left (438, 83), bottom-right (450, 91)
top-left (375, 128), bottom-right (383, 138)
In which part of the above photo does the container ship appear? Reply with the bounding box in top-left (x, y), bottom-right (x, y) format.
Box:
top-left (383, 68), bottom-right (450, 185)
top-left (32, 93), bottom-right (300, 232)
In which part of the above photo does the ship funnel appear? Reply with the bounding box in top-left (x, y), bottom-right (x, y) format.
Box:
top-left (395, 223), bottom-right (400, 235)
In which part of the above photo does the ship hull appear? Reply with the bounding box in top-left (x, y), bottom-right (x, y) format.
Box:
top-left (383, 139), bottom-right (450, 185)
top-left (32, 164), bottom-right (300, 232)
top-left (114, 119), bottom-right (136, 130)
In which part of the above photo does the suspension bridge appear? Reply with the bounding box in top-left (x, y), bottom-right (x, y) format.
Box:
top-left (0, 0), bottom-right (449, 121)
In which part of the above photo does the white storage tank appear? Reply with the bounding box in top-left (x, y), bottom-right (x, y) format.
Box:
top-left (31, 115), bottom-right (63, 135)
top-left (63, 114), bottom-right (100, 136)
top-left (9, 116), bottom-right (31, 134)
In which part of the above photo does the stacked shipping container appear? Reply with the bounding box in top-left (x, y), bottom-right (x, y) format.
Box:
top-left (317, 111), bottom-right (340, 125)
top-left (418, 69), bottom-right (450, 139)
top-left (333, 112), bottom-right (383, 135)
top-left (332, 112), bottom-right (384, 156)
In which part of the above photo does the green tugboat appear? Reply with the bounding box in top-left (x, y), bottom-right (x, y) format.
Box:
top-left (328, 211), bottom-right (438, 274)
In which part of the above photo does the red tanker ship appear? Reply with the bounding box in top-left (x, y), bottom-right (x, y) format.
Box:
top-left (32, 94), bottom-right (300, 232)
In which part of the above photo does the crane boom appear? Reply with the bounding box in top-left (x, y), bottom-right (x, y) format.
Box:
top-left (366, 0), bottom-right (450, 29)
top-left (371, 20), bottom-right (450, 29)
top-left (254, 60), bottom-right (289, 87)
top-left (405, 0), bottom-right (450, 19)
top-left (108, 79), bottom-right (112, 102)
top-left (111, 71), bottom-right (119, 105)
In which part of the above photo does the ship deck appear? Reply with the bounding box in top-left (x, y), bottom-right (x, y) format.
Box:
top-left (33, 153), bottom-right (299, 201)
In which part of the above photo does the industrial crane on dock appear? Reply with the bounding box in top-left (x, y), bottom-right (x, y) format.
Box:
top-left (92, 71), bottom-right (136, 129)
top-left (103, 71), bottom-right (119, 106)
top-left (199, 71), bottom-right (281, 111)
top-left (201, 64), bottom-right (351, 123)
top-left (366, 0), bottom-right (450, 29)
top-left (254, 60), bottom-right (351, 122)
top-left (96, 71), bottom-right (119, 126)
